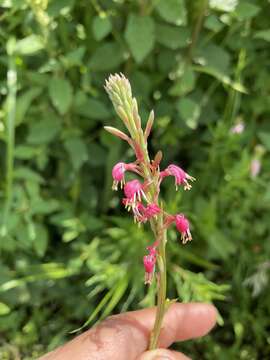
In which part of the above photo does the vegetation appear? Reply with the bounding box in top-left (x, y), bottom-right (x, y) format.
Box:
top-left (0, 0), bottom-right (270, 358)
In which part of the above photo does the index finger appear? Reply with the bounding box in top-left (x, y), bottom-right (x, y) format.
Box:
top-left (39, 302), bottom-right (217, 360)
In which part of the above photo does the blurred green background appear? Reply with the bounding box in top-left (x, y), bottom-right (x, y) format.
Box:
top-left (0, 0), bottom-right (270, 359)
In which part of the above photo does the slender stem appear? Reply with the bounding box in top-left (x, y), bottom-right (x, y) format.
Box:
top-left (136, 117), bottom-right (168, 350)
top-left (187, 0), bottom-right (208, 63)
top-left (149, 225), bottom-right (167, 349)
top-left (1, 51), bottom-right (17, 237)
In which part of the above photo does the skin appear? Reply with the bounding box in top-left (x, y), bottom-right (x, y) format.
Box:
top-left (39, 302), bottom-right (217, 360)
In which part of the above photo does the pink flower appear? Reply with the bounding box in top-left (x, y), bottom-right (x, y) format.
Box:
top-left (123, 201), bottom-right (160, 224)
top-left (175, 214), bottom-right (192, 244)
top-left (124, 179), bottom-right (147, 204)
top-left (250, 159), bottom-right (261, 178)
top-left (230, 121), bottom-right (245, 134)
top-left (143, 245), bottom-right (157, 284)
top-left (160, 164), bottom-right (195, 190)
top-left (112, 162), bottom-right (137, 190)
top-left (144, 204), bottom-right (161, 220)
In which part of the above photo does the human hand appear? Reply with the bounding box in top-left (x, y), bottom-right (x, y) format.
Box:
top-left (39, 302), bottom-right (217, 360)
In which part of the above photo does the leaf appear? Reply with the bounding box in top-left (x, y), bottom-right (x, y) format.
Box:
top-left (48, 78), bottom-right (73, 115)
top-left (125, 14), bottom-right (155, 63)
top-left (177, 97), bottom-right (200, 129)
top-left (27, 116), bottom-right (61, 144)
top-left (62, 46), bottom-right (86, 67)
top-left (89, 42), bottom-right (125, 71)
top-left (14, 145), bottom-right (39, 159)
top-left (88, 144), bottom-right (106, 166)
top-left (92, 15), bottom-right (112, 41)
top-left (0, 302), bottom-right (11, 315)
top-left (15, 167), bottom-right (44, 183)
top-left (47, 0), bottom-right (75, 17)
top-left (209, 0), bottom-right (238, 12)
top-left (254, 30), bottom-right (270, 42)
top-left (234, 2), bottom-right (260, 20)
top-left (204, 15), bottom-right (225, 32)
top-left (156, 23), bottom-right (190, 49)
top-left (196, 44), bottom-right (230, 74)
top-left (155, 0), bottom-right (187, 26)
top-left (15, 35), bottom-right (44, 55)
top-left (64, 137), bottom-right (88, 171)
top-left (258, 132), bottom-right (270, 151)
top-left (100, 276), bottom-right (129, 320)
top-left (33, 224), bottom-right (49, 257)
top-left (74, 98), bottom-right (110, 120)
top-left (169, 67), bottom-right (196, 96)
top-left (15, 87), bottom-right (42, 125)
top-left (193, 65), bottom-right (247, 93)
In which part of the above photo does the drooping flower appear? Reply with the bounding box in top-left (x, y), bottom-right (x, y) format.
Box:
top-left (124, 179), bottom-right (147, 204)
top-left (143, 204), bottom-right (161, 220)
top-left (122, 200), bottom-right (160, 224)
top-left (112, 162), bottom-right (137, 190)
top-left (230, 121), bottom-right (245, 134)
top-left (143, 245), bottom-right (157, 285)
top-left (160, 164), bottom-right (195, 191)
top-left (175, 214), bottom-right (192, 244)
top-left (250, 158), bottom-right (261, 178)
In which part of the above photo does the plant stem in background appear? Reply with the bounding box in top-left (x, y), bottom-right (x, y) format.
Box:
top-left (187, 0), bottom-right (208, 63)
top-left (1, 41), bottom-right (17, 237)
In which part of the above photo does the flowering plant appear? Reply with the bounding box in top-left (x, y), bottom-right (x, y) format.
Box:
top-left (105, 74), bottom-right (195, 349)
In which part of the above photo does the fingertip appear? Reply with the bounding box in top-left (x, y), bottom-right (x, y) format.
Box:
top-left (192, 303), bottom-right (217, 336)
top-left (137, 349), bottom-right (191, 360)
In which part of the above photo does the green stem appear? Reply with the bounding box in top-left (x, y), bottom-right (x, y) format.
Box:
top-left (149, 224), bottom-right (167, 349)
top-left (136, 119), bottom-right (168, 350)
top-left (1, 48), bottom-right (17, 237)
top-left (187, 0), bottom-right (208, 63)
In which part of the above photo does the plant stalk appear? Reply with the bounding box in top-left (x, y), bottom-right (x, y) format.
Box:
top-left (1, 48), bottom-right (17, 237)
top-left (149, 223), bottom-right (167, 349)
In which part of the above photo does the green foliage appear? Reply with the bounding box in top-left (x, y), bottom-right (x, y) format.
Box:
top-left (0, 0), bottom-right (270, 359)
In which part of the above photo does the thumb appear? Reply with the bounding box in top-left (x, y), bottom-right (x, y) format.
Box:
top-left (137, 349), bottom-right (191, 360)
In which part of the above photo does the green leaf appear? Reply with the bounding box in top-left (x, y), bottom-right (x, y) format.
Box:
top-left (0, 302), bottom-right (11, 315)
top-left (100, 276), bottom-right (129, 319)
top-left (125, 14), bottom-right (155, 63)
top-left (177, 97), bottom-right (200, 129)
top-left (204, 15), bottom-right (225, 32)
top-left (62, 46), bottom-right (86, 67)
top-left (209, 0), bottom-right (238, 12)
top-left (234, 2), bottom-right (260, 20)
top-left (156, 23), bottom-right (190, 49)
top-left (258, 132), bottom-right (270, 151)
top-left (254, 30), bottom-right (270, 42)
top-left (92, 15), bottom-right (112, 41)
top-left (88, 144), bottom-right (106, 166)
top-left (48, 78), bottom-right (73, 115)
top-left (27, 116), bottom-right (61, 144)
top-left (15, 87), bottom-right (42, 125)
top-left (33, 224), bottom-right (49, 257)
top-left (89, 42), bottom-right (125, 71)
top-left (74, 98), bottom-right (110, 120)
top-left (15, 167), bottom-right (44, 183)
top-left (15, 35), bottom-right (44, 55)
top-left (155, 0), bottom-right (187, 26)
top-left (169, 67), bottom-right (196, 96)
top-left (64, 137), bottom-right (88, 171)
top-left (47, 0), bottom-right (75, 17)
top-left (14, 145), bottom-right (39, 159)
top-left (193, 65), bottom-right (247, 93)
top-left (196, 44), bottom-right (230, 74)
